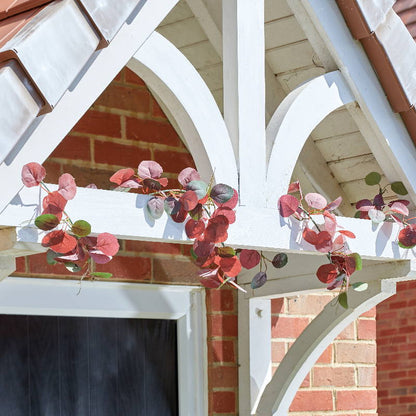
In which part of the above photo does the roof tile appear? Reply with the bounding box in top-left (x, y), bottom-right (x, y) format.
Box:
top-left (0, 0), bottom-right (52, 21)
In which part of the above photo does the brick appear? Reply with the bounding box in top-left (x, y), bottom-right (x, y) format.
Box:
top-left (271, 298), bottom-right (284, 313)
top-left (361, 306), bottom-right (376, 318)
top-left (73, 110), bottom-right (121, 137)
top-left (28, 253), bottom-right (79, 277)
top-left (95, 84), bottom-right (150, 114)
top-left (125, 68), bottom-right (146, 86)
top-left (336, 321), bottom-right (355, 340)
top-left (15, 256), bottom-right (26, 273)
top-left (271, 316), bottom-right (309, 338)
top-left (50, 135), bottom-right (91, 162)
top-left (59, 164), bottom-right (114, 189)
top-left (313, 366), bottom-right (355, 387)
top-left (153, 258), bottom-right (200, 285)
top-left (206, 289), bottom-right (235, 313)
top-left (358, 366), bottom-right (376, 387)
top-left (212, 391), bottom-right (235, 413)
top-left (126, 117), bottom-right (183, 147)
top-left (286, 293), bottom-right (333, 315)
top-left (290, 390), bottom-right (333, 412)
top-left (153, 149), bottom-right (196, 174)
top-left (207, 314), bottom-right (238, 337)
top-left (42, 160), bottom-right (61, 184)
top-left (209, 366), bottom-right (238, 388)
top-left (337, 390), bottom-right (377, 410)
top-left (124, 240), bottom-right (183, 256)
top-left (96, 255), bottom-right (151, 281)
top-left (271, 341), bottom-right (286, 363)
top-left (151, 97), bottom-right (167, 119)
top-left (336, 342), bottom-right (376, 364)
top-left (317, 345), bottom-right (333, 364)
top-left (209, 340), bottom-right (235, 363)
top-left (94, 140), bottom-right (151, 167)
top-left (358, 319), bottom-right (376, 340)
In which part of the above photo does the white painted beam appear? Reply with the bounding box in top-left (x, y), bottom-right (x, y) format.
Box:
top-left (0, 0), bottom-right (179, 214)
top-left (255, 279), bottom-right (396, 415)
top-left (222, 0), bottom-right (266, 206)
top-left (266, 71), bottom-right (355, 208)
top-left (128, 32), bottom-right (238, 188)
top-left (2, 185), bottom-right (416, 263)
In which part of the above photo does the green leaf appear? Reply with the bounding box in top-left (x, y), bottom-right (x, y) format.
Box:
top-left (354, 211), bottom-right (361, 218)
top-left (46, 249), bottom-right (59, 265)
top-left (210, 184), bottom-right (234, 204)
top-left (338, 292), bottom-right (348, 309)
top-left (217, 246), bottom-right (236, 257)
top-left (350, 253), bottom-right (362, 271)
top-left (398, 241), bottom-right (416, 249)
top-left (71, 220), bottom-right (91, 237)
top-left (187, 180), bottom-right (209, 200)
top-left (189, 248), bottom-right (198, 260)
top-left (272, 253), bottom-right (288, 269)
top-left (35, 214), bottom-right (60, 231)
top-left (352, 282), bottom-right (368, 292)
top-left (365, 172), bottom-right (381, 186)
top-left (391, 181), bottom-right (408, 196)
top-left (91, 272), bottom-right (113, 279)
top-left (64, 262), bottom-right (81, 273)
top-left (146, 197), bottom-right (164, 219)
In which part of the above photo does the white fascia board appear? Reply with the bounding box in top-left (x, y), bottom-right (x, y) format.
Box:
top-left (1, 185), bottom-right (416, 262)
top-left (0, 0), bottom-right (179, 214)
top-left (356, 0), bottom-right (394, 31)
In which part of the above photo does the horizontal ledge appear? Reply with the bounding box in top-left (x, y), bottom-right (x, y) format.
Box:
top-left (0, 185), bottom-right (415, 260)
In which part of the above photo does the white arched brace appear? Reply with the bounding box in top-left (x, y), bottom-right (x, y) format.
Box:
top-left (265, 71), bottom-right (355, 208)
top-left (255, 279), bottom-right (396, 415)
top-left (0, 0), bottom-right (179, 213)
top-left (129, 32), bottom-right (238, 189)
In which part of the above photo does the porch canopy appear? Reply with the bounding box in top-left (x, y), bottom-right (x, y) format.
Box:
top-left (0, 0), bottom-right (416, 414)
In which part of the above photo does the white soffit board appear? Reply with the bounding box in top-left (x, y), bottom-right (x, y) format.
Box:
top-left (0, 63), bottom-right (41, 164)
top-left (0, 0), bottom-right (100, 107)
top-left (79, 0), bottom-right (142, 43)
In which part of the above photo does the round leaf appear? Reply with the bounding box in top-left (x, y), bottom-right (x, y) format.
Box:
top-left (219, 256), bottom-right (241, 277)
top-left (316, 263), bottom-right (338, 283)
top-left (305, 193), bottom-right (327, 210)
top-left (95, 233), bottom-right (119, 256)
top-left (368, 208), bottom-right (385, 224)
top-left (272, 253), bottom-right (288, 269)
top-left (398, 225), bottom-right (416, 248)
top-left (391, 181), bottom-right (408, 195)
top-left (21, 162), bottom-right (46, 187)
top-left (278, 194), bottom-right (299, 217)
top-left (71, 220), bottom-right (91, 237)
top-left (204, 215), bottom-right (229, 243)
top-left (146, 196), bottom-right (164, 219)
top-left (338, 292), bottom-right (348, 309)
top-left (210, 184), bottom-right (234, 204)
top-left (178, 167), bottom-right (201, 187)
top-left (217, 246), bottom-right (236, 257)
top-left (58, 173), bottom-right (77, 200)
top-left (35, 214), bottom-right (60, 231)
top-left (216, 189), bottom-right (239, 209)
top-left (186, 180), bottom-right (209, 200)
top-left (350, 252), bottom-right (362, 271)
top-left (212, 207), bottom-right (236, 224)
top-left (251, 271), bottom-right (267, 289)
top-left (138, 160), bottom-right (163, 179)
top-left (365, 172), bottom-right (381, 186)
top-left (63, 262), bottom-right (81, 273)
top-left (315, 231), bottom-right (333, 253)
top-left (239, 250), bottom-right (261, 270)
top-left (352, 282), bottom-right (368, 292)
top-left (41, 230), bottom-right (77, 254)
top-left (180, 190), bottom-right (199, 211)
top-left (185, 219), bottom-right (205, 239)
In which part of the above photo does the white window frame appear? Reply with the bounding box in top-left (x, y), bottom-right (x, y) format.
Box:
top-left (0, 277), bottom-right (208, 416)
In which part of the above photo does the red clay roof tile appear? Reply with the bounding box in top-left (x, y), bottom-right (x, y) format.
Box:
top-left (394, 0), bottom-right (416, 39)
top-left (0, 0), bottom-right (53, 21)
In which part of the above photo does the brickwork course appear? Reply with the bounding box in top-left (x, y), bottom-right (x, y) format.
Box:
top-left (14, 68), bottom-right (378, 415)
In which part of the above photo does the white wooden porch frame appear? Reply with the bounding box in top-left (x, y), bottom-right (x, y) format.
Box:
top-left (0, 277), bottom-right (207, 416)
top-left (1, 0), bottom-right (416, 415)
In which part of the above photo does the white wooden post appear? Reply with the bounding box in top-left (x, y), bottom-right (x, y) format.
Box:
top-left (239, 293), bottom-right (271, 415)
top-left (222, 0), bottom-right (266, 206)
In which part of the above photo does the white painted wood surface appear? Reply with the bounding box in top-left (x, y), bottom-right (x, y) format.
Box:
top-left (129, 32), bottom-right (238, 189)
top-left (255, 280), bottom-right (396, 415)
top-left (222, 0), bottom-right (266, 206)
top-left (0, 277), bottom-right (207, 415)
top-left (266, 71), bottom-right (355, 208)
top-left (0, 0), bottom-right (179, 214)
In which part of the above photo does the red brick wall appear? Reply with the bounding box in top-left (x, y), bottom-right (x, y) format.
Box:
top-left (14, 67), bottom-right (377, 415)
top-left (377, 281), bottom-right (416, 416)
top-left (272, 294), bottom-right (378, 415)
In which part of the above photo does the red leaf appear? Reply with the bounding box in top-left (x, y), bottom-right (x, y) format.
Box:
top-left (95, 233), bottom-right (119, 256)
top-left (21, 162), bottom-right (46, 187)
top-left (89, 249), bottom-right (112, 264)
top-left (316, 263), bottom-right (338, 284)
top-left (315, 231), bottom-right (333, 253)
top-left (239, 249), bottom-right (261, 269)
top-left (58, 173), bottom-right (77, 200)
top-left (178, 167), bottom-right (201, 187)
top-left (287, 181), bottom-right (300, 194)
top-left (398, 224), bottom-right (416, 248)
top-left (356, 199), bottom-right (372, 210)
top-left (42, 191), bottom-right (67, 220)
top-left (302, 227), bottom-right (318, 245)
top-left (204, 215), bottom-right (229, 243)
top-left (326, 196), bottom-right (342, 211)
top-left (110, 168), bottom-right (139, 187)
top-left (305, 193), bottom-right (327, 210)
top-left (338, 230), bottom-right (356, 239)
top-left (170, 205), bottom-right (188, 223)
top-left (138, 160), bottom-right (163, 179)
top-left (278, 194), bottom-right (299, 217)
top-left (219, 256), bottom-right (242, 277)
top-left (180, 190), bottom-right (199, 211)
top-left (212, 207), bottom-right (236, 224)
top-left (42, 230), bottom-right (77, 254)
top-left (157, 177), bottom-right (168, 187)
top-left (389, 201), bottom-right (409, 216)
top-left (193, 239), bottom-right (215, 258)
top-left (199, 268), bottom-right (221, 288)
top-left (344, 256), bottom-right (356, 276)
top-left (56, 243), bottom-right (87, 263)
top-left (324, 211), bottom-right (337, 236)
top-left (333, 235), bottom-right (346, 251)
top-left (215, 189), bottom-right (238, 209)
top-left (185, 219), bottom-right (205, 239)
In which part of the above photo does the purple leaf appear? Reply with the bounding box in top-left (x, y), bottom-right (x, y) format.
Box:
top-left (146, 196), bottom-right (165, 219)
top-left (251, 271), bottom-right (267, 289)
top-left (178, 167), bottom-right (201, 187)
top-left (305, 193), bottom-right (327, 210)
top-left (138, 160), bottom-right (163, 179)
